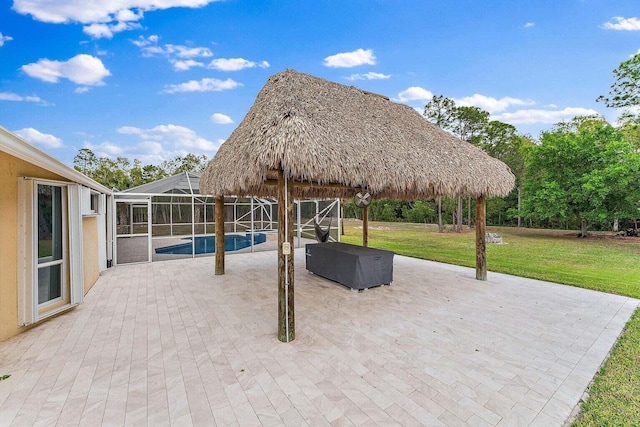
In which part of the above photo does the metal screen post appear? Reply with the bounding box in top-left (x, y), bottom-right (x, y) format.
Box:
top-left (233, 199), bottom-right (237, 233)
top-left (297, 201), bottom-right (301, 248)
top-left (191, 195), bottom-right (195, 258)
top-left (336, 198), bottom-right (341, 242)
top-left (250, 197), bottom-right (255, 252)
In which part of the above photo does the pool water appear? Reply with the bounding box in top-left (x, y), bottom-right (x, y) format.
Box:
top-left (155, 233), bottom-right (267, 255)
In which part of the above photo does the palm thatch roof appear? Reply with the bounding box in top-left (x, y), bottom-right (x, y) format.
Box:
top-left (200, 69), bottom-right (515, 200)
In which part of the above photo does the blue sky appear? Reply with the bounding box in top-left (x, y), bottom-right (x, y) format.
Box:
top-left (1, 0), bottom-right (639, 166)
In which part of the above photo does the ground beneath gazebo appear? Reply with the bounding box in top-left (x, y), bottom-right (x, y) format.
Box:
top-left (0, 250), bottom-right (636, 426)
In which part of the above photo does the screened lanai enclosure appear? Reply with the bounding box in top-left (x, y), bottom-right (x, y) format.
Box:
top-left (112, 172), bottom-right (340, 264)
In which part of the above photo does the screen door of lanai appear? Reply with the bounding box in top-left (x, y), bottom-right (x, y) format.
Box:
top-left (115, 198), bottom-right (151, 264)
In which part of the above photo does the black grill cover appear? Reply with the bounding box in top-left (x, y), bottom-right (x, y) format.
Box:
top-left (305, 242), bottom-right (394, 290)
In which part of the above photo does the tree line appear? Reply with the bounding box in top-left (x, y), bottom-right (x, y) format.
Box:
top-left (73, 149), bottom-right (209, 190)
top-left (345, 53), bottom-right (640, 235)
top-left (75, 53), bottom-right (640, 236)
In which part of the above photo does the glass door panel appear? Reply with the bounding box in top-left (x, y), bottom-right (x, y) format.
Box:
top-left (36, 184), bottom-right (65, 305)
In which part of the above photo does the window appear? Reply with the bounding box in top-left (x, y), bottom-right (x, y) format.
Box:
top-left (18, 179), bottom-right (84, 325)
top-left (81, 186), bottom-right (103, 215)
top-left (37, 184), bottom-right (66, 305)
top-left (90, 192), bottom-right (99, 213)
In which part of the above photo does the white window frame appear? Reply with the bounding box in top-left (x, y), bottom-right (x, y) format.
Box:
top-left (35, 183), bottom-right (68, 309)
top-left (18, 178), bottom-right (84, 326)
top-left (89, 192), bottom-right (99, 214)
top-left (81, 186), bottom-right (105, 216)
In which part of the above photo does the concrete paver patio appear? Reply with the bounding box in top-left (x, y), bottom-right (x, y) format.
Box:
top-left (0, 249), bottom-right (637, 426)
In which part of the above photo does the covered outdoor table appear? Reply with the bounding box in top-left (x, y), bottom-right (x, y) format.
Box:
top-left (305, 242), bottom-right (394, 290)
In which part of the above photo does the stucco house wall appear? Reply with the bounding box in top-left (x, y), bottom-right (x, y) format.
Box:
top-left (0, 128), bottom-right (111, 342)
top-left (82, 216), bottom-right (100, 295)
top-left (0, 151), bottom-right (68, 340)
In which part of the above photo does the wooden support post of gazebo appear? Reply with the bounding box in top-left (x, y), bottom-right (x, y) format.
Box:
top-left (277, 169), bottom-right (295, 342)
top-left (475, 195), bottom-right (487, 280)
top-left (215, 195), bottom-right (225, 275)
top-left (362, 205), bottom-right (369, 247)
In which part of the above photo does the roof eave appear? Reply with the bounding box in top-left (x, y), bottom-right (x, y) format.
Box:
top-left (0, 126), bottom-right (112, 194)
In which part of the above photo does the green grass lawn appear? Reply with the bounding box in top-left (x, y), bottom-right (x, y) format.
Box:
top-left (341, 220), bottom-right (640, 425)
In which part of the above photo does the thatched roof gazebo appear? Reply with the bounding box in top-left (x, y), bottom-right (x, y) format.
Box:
top-left (200, 69), bottom-right (515, 342)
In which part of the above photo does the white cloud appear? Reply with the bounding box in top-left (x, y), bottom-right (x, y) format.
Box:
top-left (116, 124), bottom-right (220, 156)
top-left (630, 105), bottom-right (640, 113)
top-left (82, 24), bottom-right (113, 39)
top-left (132, 34), bottom-right (158, 47)
top-left (323, 48), bottom-right (376, 68)
top-left (0, 32), bottom-right (13, 46)
top-left (208, 58), bottom-right (270, 71)
top-left (116, 9), bottom-right (139, 21)
top-left (83, 21), bottom-right (142, 39)
top-left (211, 113), bottom-right (233, 124)
top-left (13, 0), bottom-right (223, 39)
top-left (138, 140), bottom-right (165, 155)
top-left (0, 92), bottom-right (25, 101)
top-left (171, 59), bottom-right (205, 71)
top-left (455, 94), bottom-right (535, 113)
top-left (175, 46), bottom-right (214, 58)
top-left (493, 107), bottom-right (599, 124)
top-left (83, 141), bottom-right (125, 156)
top-left (0, 92), bottom-right (48, 104)
top-left (396, 86), bottom-right (433, 103)
top-left (14, 128), bottom-right (63, 148)
top-left (138, 42), bottom-right (214, 58)
top-left (83, 140), bottom-right (166, 165)
top-left (140, 46), bottom-right (164, 56)
top-left (163, 77), bottom-right (241, 93)
top-left (133, 37), bottom-right (216, 70)
top-left (11, 0), bottom-right (221, 41)
top-left (603, 16), bottom-right (640, 31)
top-left (21, 54), bottom-right (110, 85)
top-left (524, 22), bottom-right (535, 28)
top-left (345, 72), bottom-right (391, 81)
top-left (116, 126), bottom-right (142, 135)
top-left (87, 124), bottom-right (221, 164)
top-left (12, 0), bottom-right (154, 39)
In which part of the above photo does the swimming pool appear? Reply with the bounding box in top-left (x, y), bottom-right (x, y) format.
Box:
top-left (155, 233), bottom-right (267, 255)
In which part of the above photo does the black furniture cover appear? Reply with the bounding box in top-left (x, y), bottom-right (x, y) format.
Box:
top-left (305, 242), bottom-right (394, 290)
